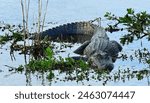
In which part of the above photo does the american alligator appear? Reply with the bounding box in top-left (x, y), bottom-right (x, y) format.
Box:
top-left (40, 20), bottom-right (122, 71)
top-left (40, 21), bottom-right (98, 43)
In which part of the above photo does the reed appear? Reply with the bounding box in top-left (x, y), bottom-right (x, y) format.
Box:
top-left (35, 0), bottom-right (49, 45)
top-left (20, 0), bottom-right (30, 64)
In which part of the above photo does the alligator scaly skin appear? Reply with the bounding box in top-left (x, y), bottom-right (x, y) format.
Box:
top-left (40, 22), bottom-right (97, 43)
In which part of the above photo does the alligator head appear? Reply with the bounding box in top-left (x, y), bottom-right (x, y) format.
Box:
top-left (88, 52), bottom-right (114, 71)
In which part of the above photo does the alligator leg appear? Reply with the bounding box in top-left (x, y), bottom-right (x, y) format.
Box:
top-left (74, 40), bottom-right (91, 55)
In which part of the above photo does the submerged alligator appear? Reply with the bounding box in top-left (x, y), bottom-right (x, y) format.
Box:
top-left (40, 20), bottom-right (122, 71)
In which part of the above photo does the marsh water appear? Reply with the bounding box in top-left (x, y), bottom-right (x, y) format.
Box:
top-left (0, 0), bottom-right (150, 86)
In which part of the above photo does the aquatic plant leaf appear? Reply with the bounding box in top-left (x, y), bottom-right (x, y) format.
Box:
top-left (45, 47), bottom-right (53, 59)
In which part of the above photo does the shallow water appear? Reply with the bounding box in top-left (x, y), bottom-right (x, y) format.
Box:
top-left (0, 0), bottom-right (150, 86)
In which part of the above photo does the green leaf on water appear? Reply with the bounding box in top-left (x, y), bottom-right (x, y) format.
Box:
top-left (45, 47), bottom-right (53, 59)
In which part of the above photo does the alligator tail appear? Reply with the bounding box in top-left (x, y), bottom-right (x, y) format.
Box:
top-left (40, 22), bottom-right (97, 43)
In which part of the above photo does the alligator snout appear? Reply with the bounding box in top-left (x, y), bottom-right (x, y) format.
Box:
top-left (89, 53), bottom-right (114, 71)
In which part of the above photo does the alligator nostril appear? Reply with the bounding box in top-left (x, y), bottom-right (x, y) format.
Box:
top-left (105, 64), bottom-right (114, 72)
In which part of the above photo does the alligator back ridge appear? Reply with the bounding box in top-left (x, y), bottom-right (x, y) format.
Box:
top-left (40, 21), bottom-right (98, 43)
